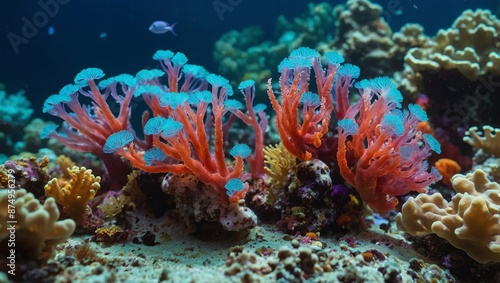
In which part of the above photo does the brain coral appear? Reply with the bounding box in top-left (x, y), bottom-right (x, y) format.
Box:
top-left (396, 169), bottom-right (500, 263)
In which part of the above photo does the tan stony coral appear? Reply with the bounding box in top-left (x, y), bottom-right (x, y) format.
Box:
top-left (45, 166), bottom-right (101, 225)
top-left (0, 189), bottom-right (75, 263)
top-left (405, 9), bottom-right (500, 80)
top-left (396, 169), bottom-right (500, 263)
top-left (463, 125), bottom-right (500, 157)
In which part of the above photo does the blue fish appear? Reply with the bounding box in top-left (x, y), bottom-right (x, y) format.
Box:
top-left (149, 21), bottom-right (177, 36)
top-left (99, 32), bottom-right (107, 41)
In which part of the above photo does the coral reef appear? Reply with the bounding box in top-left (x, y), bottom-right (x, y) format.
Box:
top-left (401, 9), bottom-right (500, 149)
top-left (406, 9), bottom-right (500, 80)
top-left (224, 237), bottom-right (453, 282)
top-left (213, 0), bottom-right (429, 94)
top-left (0, 88), bottom-right (34, 158)
top-left (472, 155), bottom-right (500, 183)
top-left (267, 47), bottom-right (340, 161)
top-left (162, 173), bottom-right (257, 232)
top-left (5, 1), bottom-right (500, 280)
top-left (331, 0), bottom-right (425, 78)
top-left (14, 118), bottom-right (53, 154)
top-left (396, 169), bottom-right (500, 263)
top-left (1, 157), bottom-right (51, 199)
top-left (274, 159), bottom-right (362, 235)
top-left (0, 89), bottom-right (33, 129)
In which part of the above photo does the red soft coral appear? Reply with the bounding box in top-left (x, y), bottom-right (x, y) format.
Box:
top-left (336, 77), bottom-right (442, 212)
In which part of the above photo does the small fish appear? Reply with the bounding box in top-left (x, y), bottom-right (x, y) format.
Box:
top-left (99, 32), bottom-right (107, 41)
top-left (149, 21), bottom-right (177, 36)
top-left (48, 26), bottom-right (55, 35)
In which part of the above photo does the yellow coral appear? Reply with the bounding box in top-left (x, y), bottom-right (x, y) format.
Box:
top-left (263, 143), bottom-right (296, 204)
top-left (97, 194), bottom-right (130, 218)
top-left (396, 169), bottom-right (500, 263)
top-left (95, 224), bottom-right (124, 241)
top-left (56, 155), bottom-right (76, 179)
top-left (45, 166), bottom-right (101, 225)
top-left (264, 143), bottom-right (296, 189)
top-left (0, 168), bottom-right (9, 187)
top-left (463, 125), bottom-right (500, 157)
top-left (122, 170), bottom-right (147, 208)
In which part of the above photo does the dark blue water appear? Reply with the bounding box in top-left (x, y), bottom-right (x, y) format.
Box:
top-left (0, 0), bottom-right (497, 119)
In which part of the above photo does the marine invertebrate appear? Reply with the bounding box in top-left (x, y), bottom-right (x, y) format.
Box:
top-left (97, 191), bottom-right (130, 218)
top-left (42, 50), bottom-right (262, 226)
top-left (463, 125), bottom-right (500, 157)
top-left (55, 155), bottom-right (76, 178)
top-left (406, 9), bottom-right (500, 80)
top-left (44, 166), bottom-right (101, 225)
top-left (110, 91), bottom-right (252, 203)
top-left (40, 69), bottom-right (143, 190)
top-left (267, 47), bottom-right (343, 161)
top-left (0, 189), bottom-right (75, 264)
top-left (435, 158), bottom-right (461, 187)
top-left (263, 142), bottom-right (297, 193)
top-left (396, 169), bottom-right (500, 263)
top-left (267, 47), bottom-right (440, 212)
top-left (400, 10), bottom-right (500, 159)
top-left (336, 77), bottom-right (441, 212)
top-left (232, 80), bottom-right (268, 177)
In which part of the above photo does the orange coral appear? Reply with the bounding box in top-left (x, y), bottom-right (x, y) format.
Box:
top-left (435, 158), bottom-right (461, 186)
top-left (267, 48), bottom-right (338, 161)
top-left (417, 121), bottom-right (434, 135)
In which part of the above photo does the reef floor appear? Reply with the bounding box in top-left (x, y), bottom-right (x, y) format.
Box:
top-left (22, 209), bottom-right (463, 283)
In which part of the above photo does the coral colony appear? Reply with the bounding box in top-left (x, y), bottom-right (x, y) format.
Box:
top-left (1, 0), bottom-right (500, 282)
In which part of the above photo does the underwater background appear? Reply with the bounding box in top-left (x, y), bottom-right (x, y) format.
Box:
top-left (1, 0), bottom-right (500, 282)
top-left (1, 0), bottom-right (498, 115)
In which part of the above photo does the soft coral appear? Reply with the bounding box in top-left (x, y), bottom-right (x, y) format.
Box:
top-left (336, 77), bottom-right (442, 212)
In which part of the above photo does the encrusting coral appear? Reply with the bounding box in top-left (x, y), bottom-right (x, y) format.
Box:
top-left (0, 189), bottom-right (75, 263)
top-left (463, 125), bottom-right (500, 157)
top-left (44, 166), bottom-right (101, 225)
top-left (396, 169), bottom-right (500, 263)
